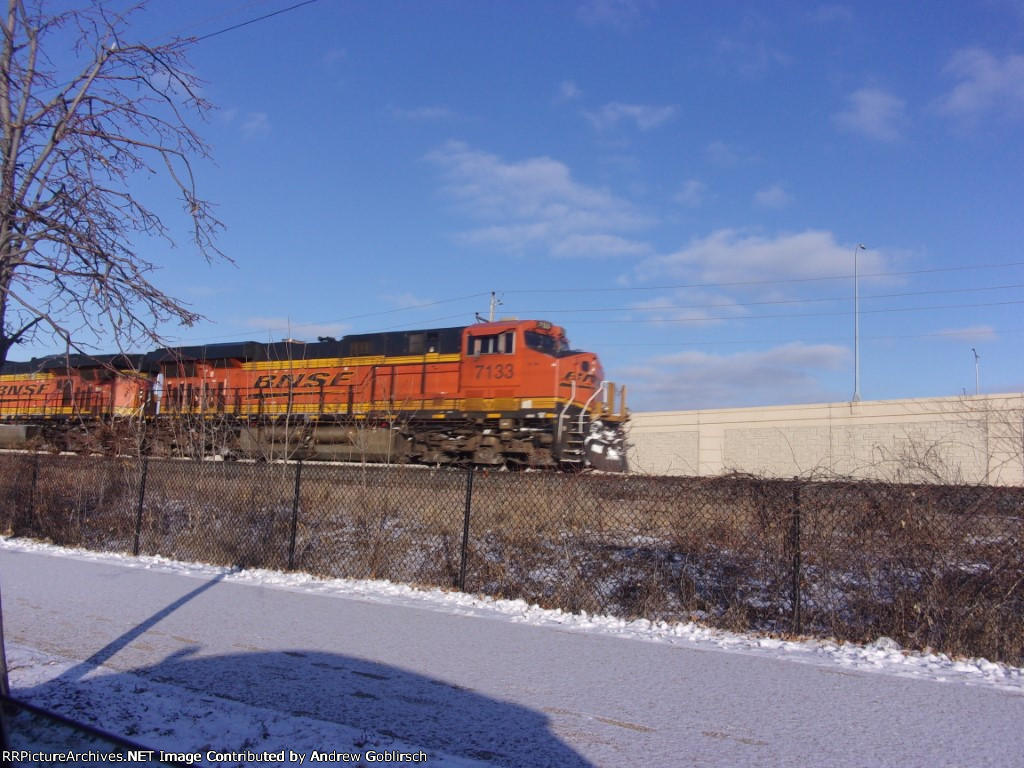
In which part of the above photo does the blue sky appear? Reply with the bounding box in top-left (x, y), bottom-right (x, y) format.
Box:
top-left (30, 0), bottom-right (1024, 411)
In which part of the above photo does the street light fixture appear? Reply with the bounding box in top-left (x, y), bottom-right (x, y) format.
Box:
top-left (853, 243), bottom-right (866, 402)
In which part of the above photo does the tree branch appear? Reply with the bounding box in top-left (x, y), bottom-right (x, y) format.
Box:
top-left (0, 0), bottom-right (224, 366)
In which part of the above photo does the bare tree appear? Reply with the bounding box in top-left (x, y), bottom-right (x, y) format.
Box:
top-left (0, 0), bottom-right (224, 366)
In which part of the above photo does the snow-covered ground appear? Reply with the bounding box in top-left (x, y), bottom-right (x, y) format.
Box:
top-left (1, 536), bottom-right (1022, 767)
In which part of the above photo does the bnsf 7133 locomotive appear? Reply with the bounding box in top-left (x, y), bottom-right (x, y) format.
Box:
top-left (0, 319), bottom-right (628, 470)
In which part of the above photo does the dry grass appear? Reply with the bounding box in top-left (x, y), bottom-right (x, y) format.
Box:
top-left (0, 453), bottom-right (1020, 664)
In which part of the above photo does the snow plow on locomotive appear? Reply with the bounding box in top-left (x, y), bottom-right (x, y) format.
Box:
top-left (0, 319), bottom-right (628, 471)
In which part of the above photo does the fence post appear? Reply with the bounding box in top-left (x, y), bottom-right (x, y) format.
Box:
top-left (287, 461), bottom-right (303, 571)
top-left (18, 453), bottom-right (42, 534)
top-left (27, 453), bottom-right (39, 517)
top-left (133, 458), bottom-right (149, 557)
top-left (458, 466), bottom-right (474, 591)
top-left (790, 481), bottom-right (802, 634)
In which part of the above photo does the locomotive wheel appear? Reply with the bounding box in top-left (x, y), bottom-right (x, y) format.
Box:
top-left (472, 445), bottom-right (503, 465)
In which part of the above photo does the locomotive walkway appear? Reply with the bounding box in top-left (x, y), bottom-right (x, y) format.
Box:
top-left (1, 545), bottom-right (1022, 767)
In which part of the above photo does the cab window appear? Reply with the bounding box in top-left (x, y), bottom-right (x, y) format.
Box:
top-left (467, 331), bottom-right (515, 356)
top-left (524, 331), bottom-right (567, 356)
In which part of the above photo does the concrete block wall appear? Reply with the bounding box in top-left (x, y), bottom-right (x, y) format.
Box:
top-left (626, 393), bottom-right (1024, 485)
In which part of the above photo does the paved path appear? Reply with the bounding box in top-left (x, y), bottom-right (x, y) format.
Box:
top-left (1, 548), bottom-right (1021, 767)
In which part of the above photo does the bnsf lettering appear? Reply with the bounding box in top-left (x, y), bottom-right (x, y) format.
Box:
top-left (0, 383), bottom-right (50, 396)
top-left (562, 371), bottom-right (597, 385)
top-left (306, 372), bottom-right (329, 387)
top-left (252, 371), bottom-right (353, 389)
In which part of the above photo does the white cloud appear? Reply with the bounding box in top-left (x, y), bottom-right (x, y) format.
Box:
top-left (622, 343), bottom-right (848, 409)
top-left (833, 87), bottom-right (907, 142)
top-left (551, 233), bottom-right (651, 258)
top-left (380, 292), bottom-right (436, 309)
top-left (425, 141), bottom-right (653, 258)
top-left (638, 229), bottom-right (887, 287)
top-left (712, 9), bottom-right (790, 78)
top-left (715, 37), bottom-right (790, 78)
top-left (754, 183), bottom-right (792, 209)
top-left (585, 102), bottom-right (678, 132)
top-left (241, 112), bottom-right (271, 138)
top-left (934, 325), bottom-right (997, 342)
top-left (577, 0), bottom-right (656, 29)
top-left (628, 290), bottom-right (747, 326)
top-left (812, 5), bottom-right (854, 24)
top-left (219, 109), bottom-right (270, 138)
top-left (705, 140), bottom-right (755, 166)
top-left (653, 342), bottom-right (846, 370)
top-left (242, 317), bottom-right (348, 341)
top-left (558, 80), bottom-right (583, 101)
top-left (937, 48), bottom-right (1024, 128)
top-left (388, 105), bottom-right (456, 122)
top-left (675, 179), bottom-right (707, 207)
top-left (322, 48), bottom-right (347, 69)
top-left (184, 283), bottom-right (231, 298)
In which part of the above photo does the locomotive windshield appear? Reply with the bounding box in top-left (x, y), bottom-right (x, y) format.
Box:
top-left (525, 330), bottom-right (569, 356)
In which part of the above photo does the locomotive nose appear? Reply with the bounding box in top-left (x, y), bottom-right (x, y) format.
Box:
top-left (580, 354), bottom-right (602, 384)
top-left (583, 354), bottom-right (596, 370)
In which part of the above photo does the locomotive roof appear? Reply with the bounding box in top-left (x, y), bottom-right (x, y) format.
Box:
top-left (0, 352), bottom-right (154, 375)
top-left (147, 340), bottom-right (267, 364)
top-left (150, 325), bottom-right (467, 363)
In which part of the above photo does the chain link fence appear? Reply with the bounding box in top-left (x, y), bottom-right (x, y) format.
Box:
top-left (0, 453), bottom-right (1021, 664)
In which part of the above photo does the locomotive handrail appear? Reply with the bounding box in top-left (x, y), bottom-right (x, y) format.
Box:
top-left (578, 380), bottom-right (606, 434)
top-left (556, 379), bottom-right (576, 446)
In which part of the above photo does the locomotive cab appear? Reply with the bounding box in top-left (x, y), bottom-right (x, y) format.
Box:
top-left (463, 319), bottom-right (599, 399)
top-left (461, 319), bottom-right (626, 470)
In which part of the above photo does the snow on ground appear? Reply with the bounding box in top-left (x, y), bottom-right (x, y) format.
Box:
top-left (1, 535), bottom-right (1022, 767)
top-left (3, 537), bottom-right (1018, 694)
top-left (5, 643), bottom-right (487, 767)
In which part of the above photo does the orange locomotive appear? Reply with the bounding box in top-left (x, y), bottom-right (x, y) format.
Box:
top-left (0, 319), bottom-right (628, 470)
top-left (0, 353), bottom-right (152, 452)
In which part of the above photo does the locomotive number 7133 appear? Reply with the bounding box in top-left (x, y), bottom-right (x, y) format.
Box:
top-left (474, 363), bottom-right (515, 380)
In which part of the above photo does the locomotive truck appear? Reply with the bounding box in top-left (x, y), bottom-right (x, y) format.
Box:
top-left (0, 319), bottom-right (628, 470)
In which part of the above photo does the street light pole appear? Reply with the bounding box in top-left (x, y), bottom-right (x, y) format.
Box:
top-left (853, 244), bottom-right (866, 402)
top-left (972, 348), bottom-right (981, 395)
